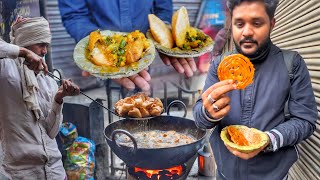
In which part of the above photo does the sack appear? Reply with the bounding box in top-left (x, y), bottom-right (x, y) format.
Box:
top-left (59, 122), bottom-right (96, 180)
top-left (64, 136), bottom-right (96, 180)
top-left (59, 122), bottom-right (78, 149)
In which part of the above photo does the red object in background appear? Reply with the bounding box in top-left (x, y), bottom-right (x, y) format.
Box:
top-left (197, 27), bottom-right (220, 74)
top-left (198, 52), bottom-right (212, 74)
top-left (202, 27), bottom-right (220, 40)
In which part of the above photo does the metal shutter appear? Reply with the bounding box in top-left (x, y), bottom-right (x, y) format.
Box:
top-left (172, 0), bottom-right (201, 26)
top-left (271, 0), bottom-right (320, 179)
top-left (47, 0), bottom-right (202, 84)
top-left (46, 0), bottom-right (101, 90)
top-left (47, 0), bottom-right (76, 77)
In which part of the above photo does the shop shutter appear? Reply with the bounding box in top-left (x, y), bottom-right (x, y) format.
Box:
top-left (47, 0), bottom-right (202, 84)
top-left (172, 0), bottom-right (201, 26)
top-left (271, 0), bottom-right (320, 179)
top-left (46, 0), bottom-right (100, 90)
top-left (47, 0), bottom-right (76, 76)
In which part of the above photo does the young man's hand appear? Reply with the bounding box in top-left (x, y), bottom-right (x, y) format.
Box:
top-left (201, 80), bottom-right (236, 120)
top-left (225, 135), bottom-right (270, 160)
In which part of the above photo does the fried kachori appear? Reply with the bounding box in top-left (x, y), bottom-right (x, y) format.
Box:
top-left (115, 93), bottom-right (164, 118)
top-left (148, 14), bottom-right (174, 49)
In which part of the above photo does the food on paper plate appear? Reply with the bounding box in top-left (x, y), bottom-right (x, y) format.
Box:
top-left (217, 54), bottom-right (255, 89)
top-left (147, 6), bottom-right (213, 57)
top-left (115, 93), bottom-right (164, 118)
top-left (172, 6), bottom-right (190, 48)
top-left (220, 125), bottom-right (269, 153)
top-left (87, 30), bottom-right (150, 67)
top-left (148, 14), bottom-right (174, 49)
top-left (227, 126), bottom-right (249, 146)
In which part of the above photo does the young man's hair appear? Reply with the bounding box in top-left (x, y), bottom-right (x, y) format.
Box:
top-left (226, 0), bottom-right (279, 20)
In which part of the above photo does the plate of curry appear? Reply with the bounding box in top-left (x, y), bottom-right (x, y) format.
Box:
top-left (74, 30), bottom-right (156, 79)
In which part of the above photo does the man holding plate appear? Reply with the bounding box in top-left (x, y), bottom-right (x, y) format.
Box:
top-left (58, 0), bottom-right (197, 92)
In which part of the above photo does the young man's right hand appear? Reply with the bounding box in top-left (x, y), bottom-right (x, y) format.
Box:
top-left (201, 79), bottom-right (237, 119)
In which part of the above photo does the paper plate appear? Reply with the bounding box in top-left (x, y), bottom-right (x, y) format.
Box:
top-left (73, 30), bottom-right (156, 79)
top-left (146, 28), bottom-right (214, 58)
top-left (220, 125), bottom-right (269, 153)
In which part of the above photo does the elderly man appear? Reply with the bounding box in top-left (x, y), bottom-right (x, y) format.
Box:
top-left (0, 17), bottom-right (80, 179)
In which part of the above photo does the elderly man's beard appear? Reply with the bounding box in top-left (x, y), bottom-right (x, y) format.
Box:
top-left (234, 35), bottom-right (272, 62)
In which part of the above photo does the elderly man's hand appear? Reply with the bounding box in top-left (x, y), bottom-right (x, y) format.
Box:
top-left (159, 53), bottom-right (197, 77)
top-left (20, 47), bottom-right (48, 74)
top-left (55, 79), bottom-right (80, 104)
top-left (12, 16), bottom-right (30, 26)
top-left (225, 136), bottom-right (270, 160)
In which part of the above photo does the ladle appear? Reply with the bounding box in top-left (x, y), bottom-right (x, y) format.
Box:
top-left (47, 71), bottom-right (164, 120)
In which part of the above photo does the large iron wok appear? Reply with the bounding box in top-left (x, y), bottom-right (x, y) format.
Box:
top-left (104, 101), bottom-right (207, 169)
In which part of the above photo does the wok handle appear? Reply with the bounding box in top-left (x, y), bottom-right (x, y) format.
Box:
top-left (167, 100), bottom-right (187, 118)
top-left (111, 129), bottom-right (138, 153)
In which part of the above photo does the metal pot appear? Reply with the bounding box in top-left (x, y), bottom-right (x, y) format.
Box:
top-left (104, 101), bottom-right (207, 169)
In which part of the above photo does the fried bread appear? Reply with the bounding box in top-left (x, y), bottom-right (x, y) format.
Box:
top-left (172, 6), bottom-right (190, 48)
top-left (148, 14), bottom-right (174, 49)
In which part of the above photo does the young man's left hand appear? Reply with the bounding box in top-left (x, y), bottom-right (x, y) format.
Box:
top-left (225, 136), bottom-right (270, 160)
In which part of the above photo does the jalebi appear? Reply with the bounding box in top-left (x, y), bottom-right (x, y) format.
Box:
top-left (218, 54), bottom-right (254, 89)
top-left (227, 126), bottom-right (249, 146)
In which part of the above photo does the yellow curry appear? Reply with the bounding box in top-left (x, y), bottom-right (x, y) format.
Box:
top-left (87, 30), bottom-right (150, 67)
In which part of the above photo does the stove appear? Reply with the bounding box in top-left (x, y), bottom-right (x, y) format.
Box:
top-left (126, 155), bottom-right (197, 180)
top-left (127, 164), bottom-right (187, 180)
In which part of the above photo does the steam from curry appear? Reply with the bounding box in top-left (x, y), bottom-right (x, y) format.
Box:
top-left (116, 130), bottom-right (197, 148)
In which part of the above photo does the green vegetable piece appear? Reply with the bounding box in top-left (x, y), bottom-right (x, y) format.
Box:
top-left (116, 57), bottom-right (122, 67)
top-left (104, 36), bottom-right (112, 45)
top-left (119, 39), bottom-right (126, 48)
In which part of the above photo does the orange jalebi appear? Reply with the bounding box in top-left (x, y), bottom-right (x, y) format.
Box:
top-left (227, 126), bottom-right (249, 146)
top-left (218, 54), bottom-right (255, 89)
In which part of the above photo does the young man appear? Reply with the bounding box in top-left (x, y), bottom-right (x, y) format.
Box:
top-left (58, 0), bottom-right (197, 92)
top-left (0, 17), bottom-right (80, 179)
top-left (193, 0), bottom-right (317, 179)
